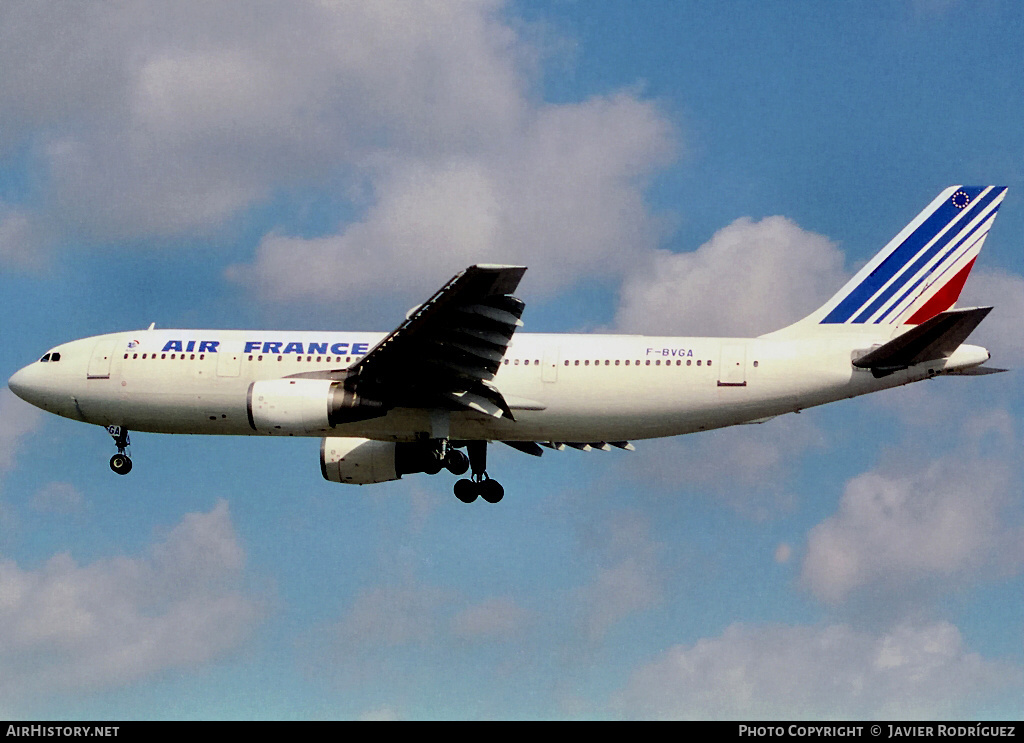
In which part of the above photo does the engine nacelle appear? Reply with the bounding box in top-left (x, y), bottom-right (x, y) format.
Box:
top-left (320, 437), bottom-right (444, 485)
top-left (321, 437), bottom-right (400, 484)
top-left (247, 378), bottom-right (385, 435)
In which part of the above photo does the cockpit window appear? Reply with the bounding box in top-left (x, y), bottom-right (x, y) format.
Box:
top-left (40, 353), bottom-right (51, 362)
top-left (50, 352), bottom-right (61, 362)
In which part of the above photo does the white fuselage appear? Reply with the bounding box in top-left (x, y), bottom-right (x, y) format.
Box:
top-left (9, 328), bottom-right (989, 444)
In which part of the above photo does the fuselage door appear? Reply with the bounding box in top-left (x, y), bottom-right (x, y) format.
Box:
top-left (87, 338), bottom-right (117, 379)
top-left (217, 348), bottom-right (241, 377)
top-left (542, 346), bottom-right (559, 382)
top-left (718, 344), bottom-right (747, 387)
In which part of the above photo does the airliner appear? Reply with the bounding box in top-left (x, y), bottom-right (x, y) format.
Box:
top-left (8, 186), bottom-right (1008, 503)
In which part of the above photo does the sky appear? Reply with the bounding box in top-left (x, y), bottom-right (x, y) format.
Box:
top-left (1, 0), bottom-right (1023, 721)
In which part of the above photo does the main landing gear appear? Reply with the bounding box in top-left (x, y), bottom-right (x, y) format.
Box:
top-left (107, 425), bottom-right (132, 475)
top-left (453, 441), bottom-right (503, 504)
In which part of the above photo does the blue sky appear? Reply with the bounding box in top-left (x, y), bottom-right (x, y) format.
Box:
top-left (1, 0), bottom-right (1023, 720)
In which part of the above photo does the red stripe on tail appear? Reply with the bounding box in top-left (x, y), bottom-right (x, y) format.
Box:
top-left (905, 258), bottom-right (977, 325)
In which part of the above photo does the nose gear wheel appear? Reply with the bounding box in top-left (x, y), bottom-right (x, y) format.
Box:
top-left (107, 426), bottom-right (133, 475)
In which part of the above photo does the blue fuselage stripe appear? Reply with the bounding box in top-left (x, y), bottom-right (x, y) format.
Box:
top-left (821, 186), bottom-right (988, 324)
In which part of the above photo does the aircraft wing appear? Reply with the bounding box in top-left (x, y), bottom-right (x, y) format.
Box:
top-left (346, 264), bottom-right (527, 418)
top-left (852, 306), bottom-right (993, 377)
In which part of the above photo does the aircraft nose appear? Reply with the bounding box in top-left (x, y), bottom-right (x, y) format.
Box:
top-left (8, 365), bottom-right (44, 407)
top-left (8, 367), bottom-right (29, 400)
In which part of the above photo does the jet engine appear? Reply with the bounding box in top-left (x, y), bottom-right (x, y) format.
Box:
top-left (247, 378), bottom-right (384, 435)
top-left (320, 437), bottom-right (452, 484)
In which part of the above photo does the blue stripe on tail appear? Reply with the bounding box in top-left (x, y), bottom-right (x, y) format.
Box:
top-left (821, 186), bottom-right (987, 324)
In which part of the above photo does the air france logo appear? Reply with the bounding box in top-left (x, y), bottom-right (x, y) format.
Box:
top-left (159, 339), bottom-right (371, 355)
top-left (126, 339), bottom-right (140, 349)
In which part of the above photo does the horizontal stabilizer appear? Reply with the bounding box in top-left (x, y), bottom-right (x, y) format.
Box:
top-left (943, 366), bottom-right (1007, 376)
top-left (852, 306), bottom-right (992, 377)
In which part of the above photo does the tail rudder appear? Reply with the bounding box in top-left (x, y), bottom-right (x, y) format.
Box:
top-left (773, 186), bottom-right (1006, 334)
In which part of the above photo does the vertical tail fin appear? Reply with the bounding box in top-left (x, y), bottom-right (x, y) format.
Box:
top-left (778, 186), bottom-right (1006, 333)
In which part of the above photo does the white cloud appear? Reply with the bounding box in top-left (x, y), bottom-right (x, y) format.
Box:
top-left (0, 500), bottom-right (261, 698)
top-left (774, 543), bottom-right (792, 564)
top-left (615, 620), bottom-right (1021, 719)
top-left (801, 454), bottom-right (1022, 605)
top-left (227, 91), bottom-right (675, 304)
top-left (1, 1), bottom-right (676, 299)
top-left (620, 414), bottom-right (825, 517)
top-left (2, 0), bottom-right (677, 279)
top-left (0, 389), bottom-right (43, 479)
top-left (451, 597), bottom-right (532, 642)
top-left (0, 1), bottom-right (533, 237)
top-left (29, 482), bottom-right (85, 515)
top-left (959, 268), bottom-right (1024, 367)
top-left (0, 206), bottom-right (47, 270)
top-left (359, 705), bottom-right (403, 721)
top-left (614, 216), bottom-right (847, 336)
top-left (575, 512), bottom-right (664, 641)
top-left (334, 583), bottom-right (456, 649)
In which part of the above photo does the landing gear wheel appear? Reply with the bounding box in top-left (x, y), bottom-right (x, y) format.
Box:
top-left (107, 426), bottom-right (132, 475)
top-left (480, 479), bottom-right (504, 504)
top-left (444, 449), bottom-right (469, 476)
top-left (110, 453), bottom-right (133, 475)
top-left (454, 478), bottom-right (478, 503)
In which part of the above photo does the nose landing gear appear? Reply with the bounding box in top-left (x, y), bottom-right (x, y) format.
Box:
top-left (107, 426), bottom-right (132, 475)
